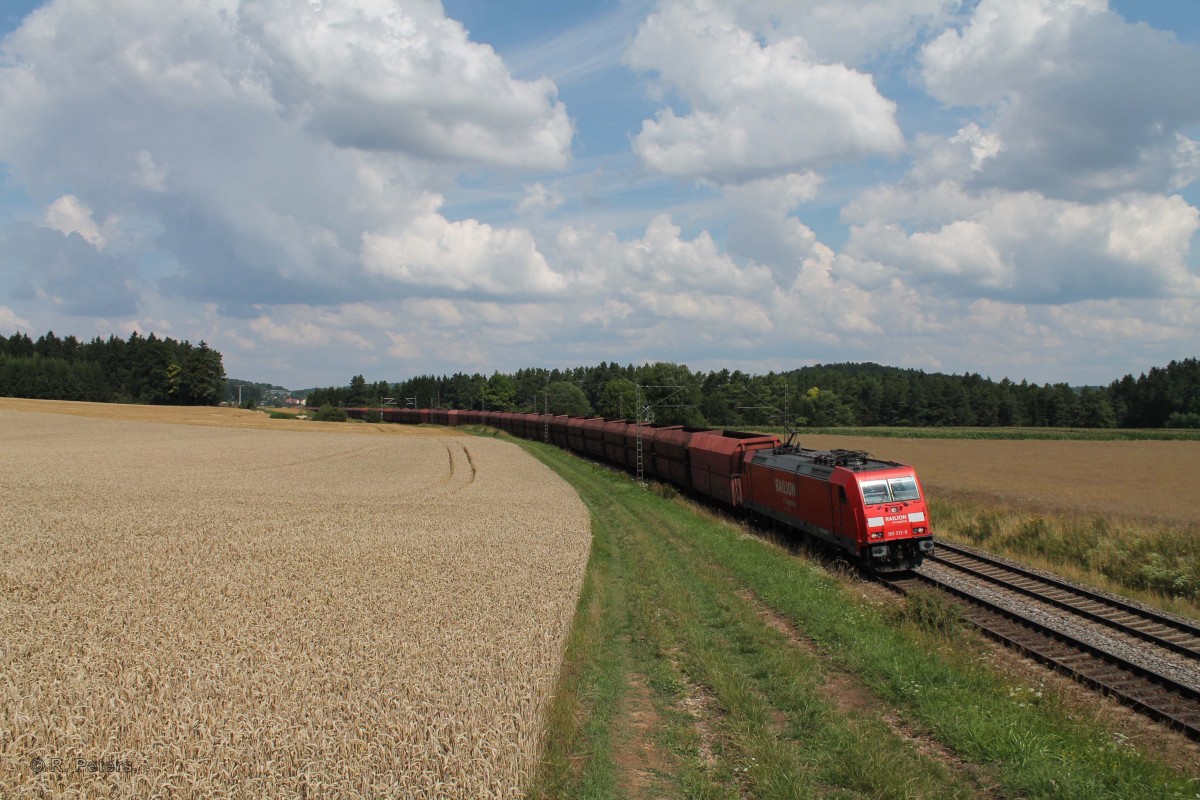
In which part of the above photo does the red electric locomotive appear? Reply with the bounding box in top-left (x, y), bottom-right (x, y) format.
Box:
top-left (682, 429), bottom-right (933, 570)
top-left (741, 445), bottom-right (934, 571)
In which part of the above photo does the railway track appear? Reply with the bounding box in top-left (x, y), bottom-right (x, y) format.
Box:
top-left (882, 542), bottom-right (1200, 740)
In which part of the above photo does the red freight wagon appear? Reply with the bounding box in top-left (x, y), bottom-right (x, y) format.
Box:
top-left (527, 414), bottom-right (550, 441)
top-left (549, 415), bottom-right (571, 447)
top-left (566, 416), bottom-right (592, 452)
top-left (527, 414), bottom-right (546, 439)
top-left (581, 418), bottom-right (607, 459)
top-left (651, 427), bottom-right (713, 487)
top-left (653, 426), bottom-right (711, 461)
top-left (688, 431), bottom-right (781, 506)
top-left (601, 420), bottom-right (633, 465)
top-left (622, 421), bottom-right (666, 452)
top-left (513, 412), bottom-right (532, 438)
top-left (623, 422), bottom-right (675, 476)
top-left (743, 447), bottom-right (933, 571)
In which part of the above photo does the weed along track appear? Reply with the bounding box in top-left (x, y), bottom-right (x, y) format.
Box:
top-left (881, 541), bottom-right (1200, 740)
top-left (516, 434), bottom-right (1200, 799)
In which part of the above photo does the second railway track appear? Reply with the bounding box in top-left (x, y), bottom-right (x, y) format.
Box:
top-left (882, 541), bottom-right (1200, 740)
top-left (932, 541), bottom-right (1200, 659)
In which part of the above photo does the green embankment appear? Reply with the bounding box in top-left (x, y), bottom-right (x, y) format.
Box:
top-left (510, 435), bottom-right (1199, 800)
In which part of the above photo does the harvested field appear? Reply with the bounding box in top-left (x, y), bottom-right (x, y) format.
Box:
top-left (0, 404), bottom-right (591, 798)
top-left (0, 396), bottom-right (457, 435)
top-left (798, 434), bottom-right (1200, 525)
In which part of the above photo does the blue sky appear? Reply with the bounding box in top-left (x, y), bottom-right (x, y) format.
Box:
top-left (1, 0), bottom-right (1198, 389)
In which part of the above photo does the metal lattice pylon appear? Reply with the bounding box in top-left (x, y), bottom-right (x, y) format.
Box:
top-left (634, 383), bottom-right (692, 484)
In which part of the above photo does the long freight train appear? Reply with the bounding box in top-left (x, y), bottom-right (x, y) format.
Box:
top-left (341, 407), bottom-right (935, 571)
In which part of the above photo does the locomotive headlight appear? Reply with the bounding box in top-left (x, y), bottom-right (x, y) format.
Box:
top-left (913, 526), bottom-right (926, 534)
top-left (870, 531), bottom-right (884, 540)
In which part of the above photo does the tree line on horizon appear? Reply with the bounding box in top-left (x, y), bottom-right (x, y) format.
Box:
top-left (304, 358), bottom-right (1200, 430)
top-left (4, 328), bottom-right (1195, 429)
top-left (0, 330), bottom-right (226, 406)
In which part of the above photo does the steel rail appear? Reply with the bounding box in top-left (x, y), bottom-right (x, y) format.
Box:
top-left (930, 541), bottom-right (1200, 660)
top-left (881, 571), bottom-right (1200, 741)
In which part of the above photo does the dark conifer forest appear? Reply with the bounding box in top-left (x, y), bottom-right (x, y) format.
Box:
top-left (0, 331), bottom-right (226, 406)
top-left (305, 357), bottom-right (1200, 430)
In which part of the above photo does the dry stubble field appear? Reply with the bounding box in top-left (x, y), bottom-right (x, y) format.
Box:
top-left (0, 400), bottom-right (591, 798)
top-left (799, 433), bottom-right (1200, 524)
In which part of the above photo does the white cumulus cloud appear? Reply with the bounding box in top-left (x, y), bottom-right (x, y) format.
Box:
top-left (0, 306), bottom-right (32, 331)
top-left (44, 195), bottom-right (109, 249)
top-left (724, 0), bottom-right (961, 66)
top-left (361, 195), bottom-right (567, 296)
top-left (625, 0), bottom-right (904, 182)
top-left (518, 182), bottom-right (565, 216)
top-left (0, 0), bottom-right (573, 312)
top-left (920, 0), bottom-right (1200, 197)
top-left (239, 0), bottom-right (572, 169)
top-left (844, 191), bottom-right (1200, 302)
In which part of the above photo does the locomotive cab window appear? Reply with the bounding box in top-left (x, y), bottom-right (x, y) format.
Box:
top-left (888, 476), bottom-right (921, 501)
top-left (860, 480), bottom-right (890, 505)
top-left (860, 477), bottom-right (922, 504)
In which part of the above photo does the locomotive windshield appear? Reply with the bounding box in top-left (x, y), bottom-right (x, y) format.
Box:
top-left (861, 480), bottom-right (891, 505)
top-left (860, 476), bottom-right (922, 504)
top-left (889, 476), bottom-right (921, 501)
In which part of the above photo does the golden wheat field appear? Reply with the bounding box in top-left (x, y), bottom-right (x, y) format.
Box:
top-left (0, 402), bottom-right (591, 798)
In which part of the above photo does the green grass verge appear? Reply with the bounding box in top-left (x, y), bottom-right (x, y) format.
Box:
top-left (514, 435), bottom-right (1200, 799)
